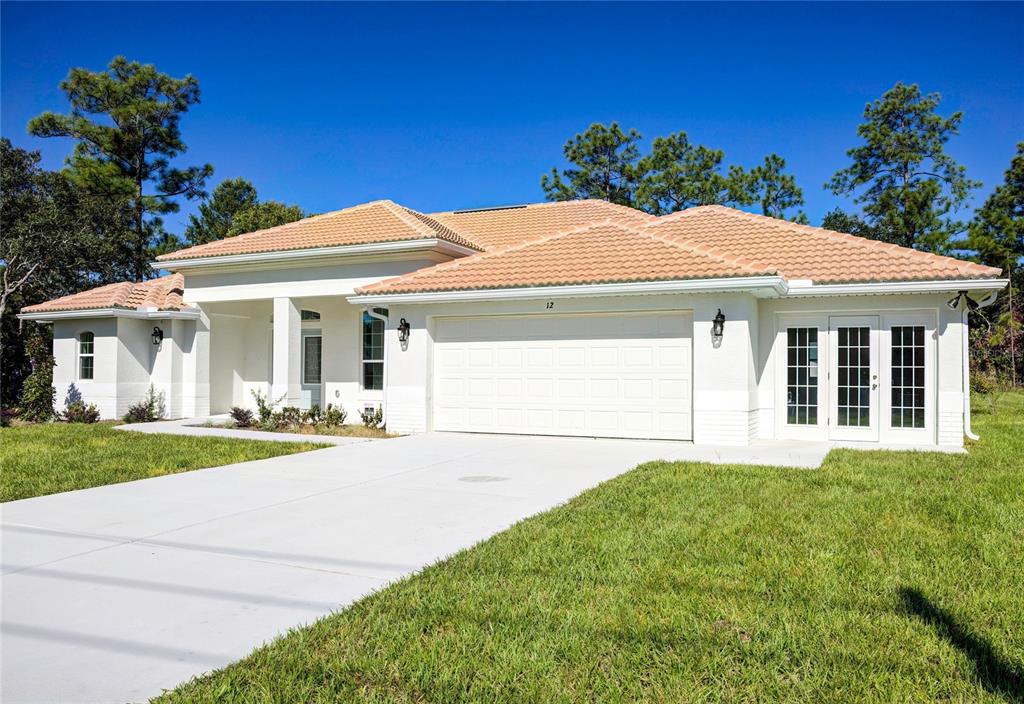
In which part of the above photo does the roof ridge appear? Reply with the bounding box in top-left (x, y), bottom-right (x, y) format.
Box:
top-left (156, 200), bottom-right (398, 260)
top-left (640, 223), bottom-right (776, 276)
top-left (386, 203), bottom-right (483, 251)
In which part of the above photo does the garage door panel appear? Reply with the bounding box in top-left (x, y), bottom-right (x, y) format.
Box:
top-left (433, 313), bottom-right (692, 440)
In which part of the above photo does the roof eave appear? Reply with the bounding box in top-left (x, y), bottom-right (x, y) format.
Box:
top-left (18, 307), bottom-right (201, 323)
top-left (784, 278), bottom-right (1009, 297)
top-left (347, 276), bottom-right (788, 305)
top-left (155, 238), bottom-right (480, 271)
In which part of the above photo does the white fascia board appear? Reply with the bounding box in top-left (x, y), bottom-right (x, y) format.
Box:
top-left (17, 308), bottom-right (201, 323)
top-left (784, 278), bottom-right (1009, 297)
top-left (346, 276), bottom-right (788, 305)
top-left (154, 239), bottom-right (479, 272)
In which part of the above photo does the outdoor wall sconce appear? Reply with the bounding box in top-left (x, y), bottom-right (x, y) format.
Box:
top-left (946, 290), bottom-right (978, 311)
top-left (151, 326), bottom-right (164, 346)
top-left (712, 309), bottom-right (726, 341)
top-left (397, 318), bottom-right (411, 343)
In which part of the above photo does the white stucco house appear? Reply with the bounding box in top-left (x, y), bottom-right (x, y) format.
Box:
top-left (20, 198), bottom-right (1006, 448)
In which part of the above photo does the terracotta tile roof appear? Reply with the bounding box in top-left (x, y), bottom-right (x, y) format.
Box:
top-left (21, 274), bottom-right (189, 314)
top-left (429, 199), bottom-right (654, 250)
top-left (359, 220), bottom-right (774, 294)
top-left (645, 205), bottom-right (1002, 284)
top-left (156, 200), bottom-right (481, 261)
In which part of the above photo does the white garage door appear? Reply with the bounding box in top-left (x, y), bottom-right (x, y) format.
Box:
top-left (432, 312), bottom-right (692, 440)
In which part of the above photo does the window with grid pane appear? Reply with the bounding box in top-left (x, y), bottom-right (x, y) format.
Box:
top-left (836, 326), bottom-right (870, 427)
top-left (786, 327), bottom-right (818, 425)
top-left (361, 309), bottom-right (387, 390)
top-left (891, 325), bottom-right (925, 428)
top-left (78, 331), bottom-right (94, 380)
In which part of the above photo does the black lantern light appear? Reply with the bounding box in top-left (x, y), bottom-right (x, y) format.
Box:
top-left (712, 309), bottom-right (726, 341)
top-left (151, 326), bottom-right (164, 346)
top-left (397, 317), bottom-right (411, 343)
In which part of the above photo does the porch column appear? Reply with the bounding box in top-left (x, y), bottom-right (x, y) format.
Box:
top-left (271, 297), bottom-right (301, 407)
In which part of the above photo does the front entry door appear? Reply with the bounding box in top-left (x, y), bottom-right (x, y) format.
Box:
top-left (829, 316), bottom-right (879, 441)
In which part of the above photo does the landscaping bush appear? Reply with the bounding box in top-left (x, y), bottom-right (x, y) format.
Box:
top-left (63, 400), bottom-right (100, 423)
top-left (302, 405), bottom-right (322, 426)
top-left (230, 406), bottom-right (254, 428)
top-left (360, 405), bottom-right (384, 429)
top-left (279, 406), bottom-right (302, 428)
top-left (123, 385), bottom-right (163, 423)
top-left (321, 403), bottom-right (347, 427)
top-left (251, 389), bottom-right (283, 426)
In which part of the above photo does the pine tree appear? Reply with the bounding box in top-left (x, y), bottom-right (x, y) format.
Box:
top-left (827, 82), bottom-right (979, 253)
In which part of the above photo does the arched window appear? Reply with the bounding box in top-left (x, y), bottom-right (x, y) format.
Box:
top-left (300, 309), bottom-right (321, 321)
top-left (79, 332), bottom-right (95, 380)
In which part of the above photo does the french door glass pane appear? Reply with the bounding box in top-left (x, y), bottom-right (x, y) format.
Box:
top-left (837, 326), bottom-right (870, 427)
top-left (786, 327), bottom-right (818, 425)
top-left (891, 325), bottom-right (925, 428)
top-left (303, 336), bottom-right (321, 385)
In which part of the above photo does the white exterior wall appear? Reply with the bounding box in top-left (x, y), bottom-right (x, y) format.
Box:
top-left (51, 316), bottom-right (195, 420)
top-left (52, 318), bottom-right (119, 418)
top-left (42, 262), bottom-right (975, 448)
top-left (382, 293), bottom-right (760, 445)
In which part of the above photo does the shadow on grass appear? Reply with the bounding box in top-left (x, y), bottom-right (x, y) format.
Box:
top-left (899, 587), bottom-right (1023, 702)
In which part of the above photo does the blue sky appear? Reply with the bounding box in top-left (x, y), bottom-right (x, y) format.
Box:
top-left (2, 1), bottom-right (1022, 237)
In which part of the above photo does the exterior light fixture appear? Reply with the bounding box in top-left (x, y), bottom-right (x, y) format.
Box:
top-left (712, 309), bottom-right (726, 341)
top-left (151, 326), bottom-right (164, 346)
top-left (947, 290), bottom-right (978, 311)
top-left (397, 318), bottom-right (411, 343)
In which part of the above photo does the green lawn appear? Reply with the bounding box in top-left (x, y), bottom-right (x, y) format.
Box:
top-left (160, 394), bottom-right (1024, 703)
top-left (0, 423), bottom-right (326, 502)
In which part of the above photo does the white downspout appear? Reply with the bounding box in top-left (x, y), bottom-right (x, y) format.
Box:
top-left (366, 307), bottom-right (389, 424)
top-left (963, 292), bottom-right (999, 442)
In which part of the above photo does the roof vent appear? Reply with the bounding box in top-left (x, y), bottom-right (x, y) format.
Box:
top-left (452, 204), bottom-right (530, 214)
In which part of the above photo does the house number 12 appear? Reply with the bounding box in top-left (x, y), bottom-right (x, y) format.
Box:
top-left (546, 301), bottom-right (555, 309)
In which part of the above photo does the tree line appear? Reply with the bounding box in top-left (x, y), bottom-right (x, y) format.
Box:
top-left (2, 61), bottom-right (1021, 420)
top-left (1, 57), bottom-right (306, 415)
top-left (542, 84), bottom-right (1022, 387)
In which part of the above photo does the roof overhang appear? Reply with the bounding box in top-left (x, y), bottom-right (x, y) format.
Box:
top-left (347, 276), bottom-right (789, 305)
top-left (784, 278), bottom-right (1009, 297)
top-left (348, 276), bottom-right (1009, 306)
top-left (155, 238), bottom-right (480, 272)
top-left (17, 307), bottom-right (201, 323)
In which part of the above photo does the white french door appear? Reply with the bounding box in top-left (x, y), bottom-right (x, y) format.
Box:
top-left (829, 316), bottom-right (879, 441)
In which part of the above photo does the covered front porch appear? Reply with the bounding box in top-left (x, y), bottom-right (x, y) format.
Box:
top-left (203, 296), bottom-right (387, 416)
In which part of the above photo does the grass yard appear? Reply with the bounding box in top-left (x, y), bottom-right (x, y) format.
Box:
top-left (0, 423), bottom-right (326, 502)
top-left (159, 394), bottom-right (1024, 703)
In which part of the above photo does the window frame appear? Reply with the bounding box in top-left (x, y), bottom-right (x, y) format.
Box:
top-left (78, 331), bottom-right (95, 380)
top-left (361, 308), bottom-right (387, 391)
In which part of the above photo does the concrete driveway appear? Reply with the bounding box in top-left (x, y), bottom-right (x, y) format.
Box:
top-left (3, 431), bottom-right (784, 704)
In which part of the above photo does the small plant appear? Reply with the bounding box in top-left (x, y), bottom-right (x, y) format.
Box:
top-left (251, 389), bottom-right (284, 425)
top-left (229, 406), bottom-right (254, 428)
top-left (258, 411), bottom-right (282, 432)
top-left (321, 403), bottom-right (347, 427)
top-left (63, 400), bottom-right (100, 423)
top-left (278, 406), bottom-right (302, 428)
top-left (123, 385), bottom-right (163, 424)
top-left (360, 405), bottom-right (384, 430)
top-left (302, 405), bottom-right (322, 426)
